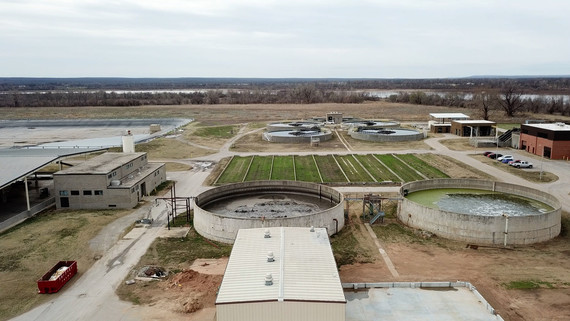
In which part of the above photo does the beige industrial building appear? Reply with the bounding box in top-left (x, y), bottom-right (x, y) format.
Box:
top-left (53, 152), bottom-right (165, 209)
top-left (216, 227), bottom-right (346, 321)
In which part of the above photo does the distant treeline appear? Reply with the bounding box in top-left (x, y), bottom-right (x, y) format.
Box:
top-left (1, 76), bottom-right (569, 92)
top-left (388, 90), bottom-right (570, 117)
top-left (0, 86), bottom-right (373, 107)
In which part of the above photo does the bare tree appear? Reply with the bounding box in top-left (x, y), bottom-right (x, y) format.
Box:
top-left (498, 85), bottom-right (525, 117)
top-left (472, 92), bottom-right (495, 120)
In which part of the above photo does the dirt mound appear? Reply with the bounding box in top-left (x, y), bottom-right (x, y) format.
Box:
top-left (157, 269), bottom-right (222, 314)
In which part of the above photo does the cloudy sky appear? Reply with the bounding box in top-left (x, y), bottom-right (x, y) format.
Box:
top-left (1, 0), bottom-right (569, 78)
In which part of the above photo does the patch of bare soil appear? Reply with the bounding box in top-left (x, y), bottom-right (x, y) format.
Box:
top-left (421, 153), bottom-right (491, 179)
top-left (339, 225), bottom-right (570, 321)
top-left (131, 269), bottom-right (222, 318)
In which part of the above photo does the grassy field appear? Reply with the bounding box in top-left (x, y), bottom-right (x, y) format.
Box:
top-left (244, 156), bottom-right (272, 181)
top-left (0, 208), bottom-right (132, 321)
top-left (356, 154), bottom-right (402, 182)
top-left (270, 156), bottom-right (295, 180)
top-left (397, 154), bottom-right (449, 179)
top-left (216, 156), bottom-right (252, 184)
top-left (375, 154), bottom-right (424, 182)
top-left (214, 153), bottom-right (479, 185)
top-left (335, 155), bottom-right (374, 182)
top-left (315, 155), bottom-right (348, 183)
top-left (294, 155), bottom-right (322, 182)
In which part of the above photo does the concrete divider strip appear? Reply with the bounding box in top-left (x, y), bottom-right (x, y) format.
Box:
top-left (364, 223), bottom-right (399, 278)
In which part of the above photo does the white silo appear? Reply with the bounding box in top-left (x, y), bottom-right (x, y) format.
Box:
top-left (122, 130), bottom-right (135, 153)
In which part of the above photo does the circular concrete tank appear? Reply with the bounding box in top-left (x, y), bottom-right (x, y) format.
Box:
top-left (342, 120), bottom-right (399, 130)
top-left (399, 179), bottom-right (561, 245)
top-left (194, 181), bottom-right (345, 243)
top-left (349, 126), bottom-right (424, 142)
top-left (263, 128), bottom-right (332, 143)
top-left (266, 121), bottom-right (322, 132)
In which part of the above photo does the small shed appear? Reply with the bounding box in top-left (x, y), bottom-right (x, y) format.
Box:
top-left (216, 227), bottom-right (346, 321)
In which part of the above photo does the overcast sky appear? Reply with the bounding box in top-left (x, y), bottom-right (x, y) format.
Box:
top-left (1, 0), bottom-right (569, 78)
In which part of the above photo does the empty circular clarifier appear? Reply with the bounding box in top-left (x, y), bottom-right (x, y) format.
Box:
top-left (399, 179), bottom-right (561, 245)
top-left (348, 127), bottom-right (424, 142)
top-left (194, 181), bottom-right (344, 243)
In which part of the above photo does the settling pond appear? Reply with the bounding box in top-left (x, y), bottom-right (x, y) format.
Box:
top-left (406, 188), bottom-right (553, 217)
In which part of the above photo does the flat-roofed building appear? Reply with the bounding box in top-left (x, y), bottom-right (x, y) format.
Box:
top-left (53, 152), bottom-right (165, 209)
top-left (451, 120), bottom-right (496, 137)
top-left (216, 227), bottom-right (346, 321)
top-left (520, 122), bottom-right (570, 159)
top-left (429, 113), bottom-right (470, 133)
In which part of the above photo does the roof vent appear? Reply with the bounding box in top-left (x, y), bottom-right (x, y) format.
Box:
top-left (265, 273), bottom-right (273, 286)
top-left (267, 251), bottom-right (275, 262)
top-left (310, 226), bottom-right (315, 232)
top-left (264, 229), bottom-right (271, 238)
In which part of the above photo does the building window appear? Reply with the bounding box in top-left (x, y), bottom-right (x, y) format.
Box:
top-left (108, 174), bottom-right (112, 179)
top-left (83, 190), bottom-right (92, 196)
top-left (131, 187), bottom-right (135, 193)
top-left (94, 190), bottom-right (103, 195)
top-left (59, 190), bottom-right (69, 196)
top-left (71, 190), bottom-right (79, 195)
top-left (108, 204), bottom-right (116, 208)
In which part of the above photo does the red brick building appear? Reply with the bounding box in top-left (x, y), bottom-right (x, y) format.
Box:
top-left (519, 123), bottom-right (570, 159)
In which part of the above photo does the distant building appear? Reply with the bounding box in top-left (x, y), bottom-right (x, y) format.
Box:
top-left (451, 120), bottom-right (496, 137)
top-left (54, 152), bottom-right (165, 209)
top-left (326, 112), bottom-right (344, 124)
top-left (520, 123), bottom-right (570, 159)
top-left (429, 113), bottom-right (470, 133)
top-left (216, 227), bottom-right (346, 321)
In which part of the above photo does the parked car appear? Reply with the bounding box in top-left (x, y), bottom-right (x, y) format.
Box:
top-left (510, 160), bottom-right (533, 168)
top-left (497, 155), bottom-right (513, 162)
top-left (488, 153), bottom-right (502, 159)
top-left (507, 159), bottom-right (521, 165)
top-left (483, 151), bottom-right (493, 156)
top-left (501, 157), bottom-right (515, 163)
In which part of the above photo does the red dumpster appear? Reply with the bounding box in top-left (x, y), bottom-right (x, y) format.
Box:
top-left (37, 261), bottom-right (77, 294)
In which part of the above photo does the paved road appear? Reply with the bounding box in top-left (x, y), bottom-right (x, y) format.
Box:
top-left (12, 129), bottom-right (569, 321)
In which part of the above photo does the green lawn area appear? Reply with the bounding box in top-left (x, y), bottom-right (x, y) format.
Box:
top-left (335, 155), bottom-right (374, 182)
top-left (245, 156), bottom-right (272, 181)
top-left (375, 154), bottom-right (424, 182)
top-left (314, 155), bottom-right (347, 183)
top-left (397, 154), bottom-right (449, 179)
top-left (294, 155), bottom-right (322, 182)
top-left (193, 125), bottom-right (239, 139)
top-left (271, 156), bottom-right (295, 180)
top-left (216, 156), bottom-right (252, 184)
top-left (355, 154), bottom-right (401, 182)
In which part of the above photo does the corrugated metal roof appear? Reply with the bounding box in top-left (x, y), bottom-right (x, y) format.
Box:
top-left (54, 152), bottom-right (145, 175)
top-left (216, 227), bottom-right (346, 305)
top-left (453, 120), bottom-right (496, 124)
top-left (0, 147), bottom-right (104, 189)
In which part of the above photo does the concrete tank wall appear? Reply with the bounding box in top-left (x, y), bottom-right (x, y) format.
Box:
top-left (349, 129), bottom-right (424, 142)
top-left (398, 179), bottom-right (561, 245)
top-left (263, 130), bottom-right (333, 143)
top-left (194, 181), bottom-right (345, 244)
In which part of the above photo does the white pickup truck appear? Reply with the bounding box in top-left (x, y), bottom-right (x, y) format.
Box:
top-left (510, 160), bottom-right (533, 168)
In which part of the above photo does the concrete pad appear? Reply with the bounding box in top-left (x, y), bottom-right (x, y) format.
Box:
top-left (158, 226), bottom-right (191, 238)
top-left (345, 287), bottom-right (502, 321)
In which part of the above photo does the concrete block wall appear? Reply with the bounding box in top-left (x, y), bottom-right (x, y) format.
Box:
top-left (399, 179), bottom-right (561, 245)
top-left (194, 181), bottom-right (344, 244)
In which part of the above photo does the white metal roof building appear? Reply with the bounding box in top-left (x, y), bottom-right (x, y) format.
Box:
top-left (216, 227), bottom-right (346, 321)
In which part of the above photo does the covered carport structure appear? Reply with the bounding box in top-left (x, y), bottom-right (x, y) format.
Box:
top-left (0, 147), bottom-right (105, 232)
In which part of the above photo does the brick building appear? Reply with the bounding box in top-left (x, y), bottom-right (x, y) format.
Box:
top-left (519, 123), bottom-right (570, 159)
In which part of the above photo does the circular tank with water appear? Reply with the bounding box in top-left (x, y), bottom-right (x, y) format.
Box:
top-left (342, 120), bottom-right (399, 130)
top-left (266, 121), bottom-right (323, 132)
top-left (399, 179), bottom-right (561, 245)
top-left (349, 126), bottom-right (424, 142)
top-left (194, 181), bottom-right (345, 243)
